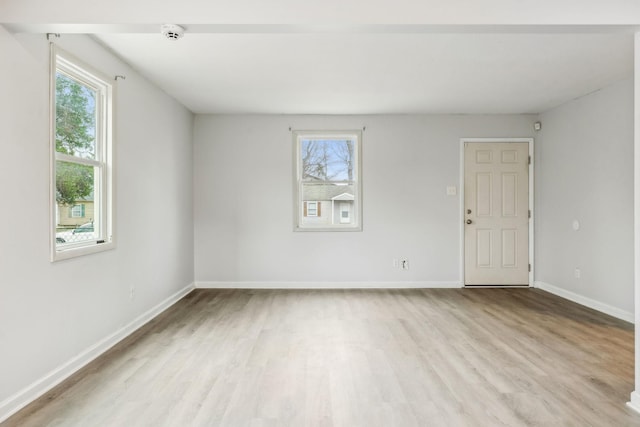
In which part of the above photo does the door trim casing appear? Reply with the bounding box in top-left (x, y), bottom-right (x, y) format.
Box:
top-left (459, 138), bottom-right (535, 287)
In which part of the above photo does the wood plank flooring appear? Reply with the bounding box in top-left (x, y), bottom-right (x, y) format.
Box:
top-left (3, 288), bottom-right (639, 426)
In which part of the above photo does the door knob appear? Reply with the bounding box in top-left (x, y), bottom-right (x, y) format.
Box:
top-left (467, 209), bottom-right (472, 214)
top-left (466, 219), bottom-right (473, 224)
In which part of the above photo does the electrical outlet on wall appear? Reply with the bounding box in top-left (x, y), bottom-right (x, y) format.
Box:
top-left (574, 268), bottom-right (581, 279)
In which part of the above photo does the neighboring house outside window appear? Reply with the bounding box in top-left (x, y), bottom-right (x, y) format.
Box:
top-left (294, 130), bottom-right (362, 231)
top-left (51, 46), bottom-right (115, 260)
top-left (60, 198), bottom-right (94, 227)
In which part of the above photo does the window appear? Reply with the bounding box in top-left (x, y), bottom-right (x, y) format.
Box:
top-left (294, 130), bottom-right (362, 231)
top-left (70, 204), bottom-right (85, 218)
top-left (305, 201), bottom-right (320, 217)
top-left (51, 46), bottom-right (114, 260)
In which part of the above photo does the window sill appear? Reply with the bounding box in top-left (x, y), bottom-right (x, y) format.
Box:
top-left (51, 240), bottom-right (115, 262)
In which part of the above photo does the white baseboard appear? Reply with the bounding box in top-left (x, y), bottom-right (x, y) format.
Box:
top-left (628, 391), bottom-right (640, 414)
top-left (0, 282), bottom-right (195, 424)
top-left (534, 281), bottom-right (633, 323)
top-left (195, 281), bottom-right (462, 289)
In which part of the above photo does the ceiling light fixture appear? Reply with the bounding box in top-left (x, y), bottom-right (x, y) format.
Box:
top-left (161, 24), bottom-right (185, 41)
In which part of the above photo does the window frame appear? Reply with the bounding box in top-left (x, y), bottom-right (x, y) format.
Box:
top-left (50, 45), bottom-right (115, 261)
top-left (293, 130), bottom-right (362, 232)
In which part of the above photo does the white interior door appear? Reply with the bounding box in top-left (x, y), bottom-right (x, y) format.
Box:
top-left (464, 142), bottom-right (529, 286)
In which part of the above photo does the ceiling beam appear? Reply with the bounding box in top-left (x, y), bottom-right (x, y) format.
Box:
top-left (1, 0), bottom-right (640, 30)
top-left (4, 23), bottom-right (640, 35)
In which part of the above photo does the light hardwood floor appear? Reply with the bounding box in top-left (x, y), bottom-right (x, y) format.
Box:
top-left (3, 288), bottom-right (639, 426)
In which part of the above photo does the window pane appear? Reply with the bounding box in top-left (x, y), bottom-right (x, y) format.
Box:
top-left (301, 138), bottom-right (355, 182)
top-left (55, 161), bottom-right (97, 246)
top-left (55, 72), bottom-right (96, 159)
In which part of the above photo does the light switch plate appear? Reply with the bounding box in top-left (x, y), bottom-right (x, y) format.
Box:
top-left (446, 186), bottom-right (457, 196)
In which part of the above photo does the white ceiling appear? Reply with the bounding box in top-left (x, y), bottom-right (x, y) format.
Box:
top-left (1, 0), bottom-right (636, 115)
top-left (95, 32), bottom-right (632, 114)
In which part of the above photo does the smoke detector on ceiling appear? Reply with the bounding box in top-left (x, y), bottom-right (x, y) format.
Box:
top-left (161, 24), bottom-right (185, 41)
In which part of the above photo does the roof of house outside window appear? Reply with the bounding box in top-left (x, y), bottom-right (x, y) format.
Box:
top-left (302, 184), bottom-right (354, 201)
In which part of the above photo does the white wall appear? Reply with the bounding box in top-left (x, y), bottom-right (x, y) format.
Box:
top-left (194, 114), bottom-right (536, 285)
top-left (0, 28), bottom-right (194, 418)
top-left (535, 78), bottom-right (634, 317)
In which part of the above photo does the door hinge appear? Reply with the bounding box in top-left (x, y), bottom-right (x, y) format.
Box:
top-left (528, 155), bottom-right (531, 165)
top-left (528, 263), bottom-right (531, 272)
top-left (528, 209), bottom-right (531, 219)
